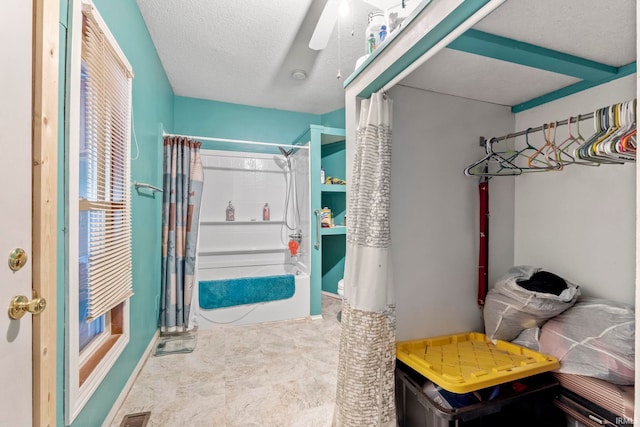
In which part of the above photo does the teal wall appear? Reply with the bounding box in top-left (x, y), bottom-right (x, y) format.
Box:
top-left (322, 235), bottom-right (346, 294)
top-left (56, 1), bottom-right (344, 424)
top-left (58, 0), bottom-right (174, 425)
top-left (173, 96), bottom-right (321, 153)
top-left (321, 108), bottom-right (346, 128)
top-left (320, 141), bottom-right (346, 295)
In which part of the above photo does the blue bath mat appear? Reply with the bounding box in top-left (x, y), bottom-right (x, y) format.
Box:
top-left (199, 275), bottom-right (295, 310)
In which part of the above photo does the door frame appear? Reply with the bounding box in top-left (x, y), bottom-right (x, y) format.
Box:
top-left (32, 0), bottom-right (59, 425)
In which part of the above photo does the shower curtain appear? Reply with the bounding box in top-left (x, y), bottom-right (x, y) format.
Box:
top-left (160, 136), bottom-right (204, 332)
top-left (334, 92), bottom-right (395, 426)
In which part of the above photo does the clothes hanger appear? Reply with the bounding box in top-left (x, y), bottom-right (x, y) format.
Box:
top-left (607, 101), bottom-right (636, 162)
top-left (464, 138), bottom-right (522, 177)
top-left (547, 118), bottom-right (575, 166)
top-left (526, 123), bottom-right (562, 170)
top-left (618, 99), bottom-right (637, 155)
top-left (575, 107), bottom-right (621, 164)
top-left (591, 104), bottom-right (629, 163)
top-left (616, 100), bottom-right (636, 160)
top-left (500, 128), bottom-right (558, 173)
top-left (554, 115), bottom-right (599, 167)
top-left (595, 104), bottom-right (624, 159)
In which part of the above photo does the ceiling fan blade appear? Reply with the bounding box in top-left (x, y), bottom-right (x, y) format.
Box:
top-left (309, 0), bottom-right (340, 51)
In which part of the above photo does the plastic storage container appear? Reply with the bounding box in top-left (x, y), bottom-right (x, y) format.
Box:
top-left (396, 361), bottom-right (562, 427)
top-left (396, 332), bottom-right (559, 393)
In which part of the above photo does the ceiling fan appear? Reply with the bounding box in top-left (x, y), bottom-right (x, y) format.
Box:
top-left (309, 0), bottom-right (401, 51)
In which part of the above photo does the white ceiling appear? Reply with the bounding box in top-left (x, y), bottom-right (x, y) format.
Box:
top-left (401, 0), bottom-right (636, 107)
top-left (137, 0), bottom-right (636, 115)
top-left (401, 49), bottom-right (581, 107)
top-left (136, 0), bottom-right (379, 115)
top-left (473, 0), bottom-right (636, 67)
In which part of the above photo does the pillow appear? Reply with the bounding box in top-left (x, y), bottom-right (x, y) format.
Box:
top-left (539, 298), bottom-right (635, 385)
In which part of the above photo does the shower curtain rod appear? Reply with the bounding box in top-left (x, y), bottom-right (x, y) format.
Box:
top-left (488, 112), bottom-right (595, 143)
top-left (163, 132), bottom-right (310, 150)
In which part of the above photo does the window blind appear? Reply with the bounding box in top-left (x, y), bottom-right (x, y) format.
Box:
top-left (81, 5), bottom-right (134, 320)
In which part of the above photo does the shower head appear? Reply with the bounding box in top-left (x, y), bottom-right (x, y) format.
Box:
top-left (279, 147), bottom-right (294, 158)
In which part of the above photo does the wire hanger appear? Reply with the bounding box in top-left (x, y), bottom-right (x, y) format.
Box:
top-left (501, 128), bottom-right (559, 172)
top-left (527, 122), bottom-right (563, 170)
top-left (464, 138), bottom-right (522, 177)
top-left (465, 98), bottom-right (636, 179)
top-left (553, 115), bottom-right (599, 167)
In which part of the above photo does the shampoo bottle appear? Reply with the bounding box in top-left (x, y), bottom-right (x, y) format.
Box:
top-left (226, 201), bottom-right (235, 221)
top-left (263, 203), bottom-right (270, 221)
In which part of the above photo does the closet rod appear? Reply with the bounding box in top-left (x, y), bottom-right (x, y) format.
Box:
top-left (163, 132), bottom-right (310, 150)
top-left (489, 113), bottom-right (595, 143)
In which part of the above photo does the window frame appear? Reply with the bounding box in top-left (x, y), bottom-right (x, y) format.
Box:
top-left (65, 0), bottom-right (133, 423)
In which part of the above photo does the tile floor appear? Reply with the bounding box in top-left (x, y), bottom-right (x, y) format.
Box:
top-left (111, 295), bottom-right (342, 427)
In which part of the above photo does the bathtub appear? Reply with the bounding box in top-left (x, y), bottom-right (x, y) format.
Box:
top-left (196, 263), bottom-right (310, 327)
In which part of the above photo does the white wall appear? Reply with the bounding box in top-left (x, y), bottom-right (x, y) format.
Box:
top-left (389, 85), bottom-right (515, 341)
top-left (198, 149), bottom-right (309, 269)
top-left (513, 75), bottom-right (636, 304)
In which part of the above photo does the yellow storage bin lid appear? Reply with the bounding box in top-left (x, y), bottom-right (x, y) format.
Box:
top-left (396, 332), bottom-right (559, 394)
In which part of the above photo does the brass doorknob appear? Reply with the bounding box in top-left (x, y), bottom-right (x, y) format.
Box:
top-left (8, 294), bottom-right (46, 320)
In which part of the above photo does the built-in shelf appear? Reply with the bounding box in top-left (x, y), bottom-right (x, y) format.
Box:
top-left (199, 247), bottom-right (286, 256)
top-left (321, 226), bottom-right (347, 236)
top-left (321, 184), bottom-right (346, 193)
top-left (318, 126), bottom-right (346, 145)
top-left (200, 220), bottom-right (285, 225)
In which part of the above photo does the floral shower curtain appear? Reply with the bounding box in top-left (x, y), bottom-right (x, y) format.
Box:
top-left (334, 92), bottom-right (395, 426)
top-left (160, 136), bottom-right (204, 332)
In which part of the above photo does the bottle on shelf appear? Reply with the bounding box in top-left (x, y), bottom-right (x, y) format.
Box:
top-left (226, 201), bottom-right (235, 221)
top-left (379, 24), bottom-right (387, 42)
top-left (365, 11), bottom-right (385, 54)
top-left (320, 167), bottom-right (326, 184)
top-left (263, 203), bottom-right (270, 221)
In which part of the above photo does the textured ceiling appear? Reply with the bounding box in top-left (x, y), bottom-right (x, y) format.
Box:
top-left (136, 0), bottom-right (378, 114)
top-left (473, 0), bottom-right (636, 67)
top-left (137, 0), bottom-right (636, 114)
top-left (400, 49), bottom-right (581, 107)
top-left (402, 0), bottom-right (636, 107)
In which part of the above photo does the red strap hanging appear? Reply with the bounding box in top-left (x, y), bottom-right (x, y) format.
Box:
top-left (478, 179), bottom-right (489, 306)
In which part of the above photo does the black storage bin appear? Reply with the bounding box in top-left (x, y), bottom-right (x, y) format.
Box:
top-left (395, 361), bottom-right (564, 427)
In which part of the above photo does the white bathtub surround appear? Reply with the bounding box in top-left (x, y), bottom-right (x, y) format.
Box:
top-left (109, 295), bottom-right (342, 426)
top-left (197, 264), bottom-right (310, 326)
top-left (197, 148), bottom-right (311, 325)
top-left (199, 150), bottom-right (293, 269)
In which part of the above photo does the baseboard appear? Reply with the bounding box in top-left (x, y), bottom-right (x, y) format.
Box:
top-left (101, 329), bottom-right (160, 427)
top-left (310, 314), bottom-right (324, 320)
